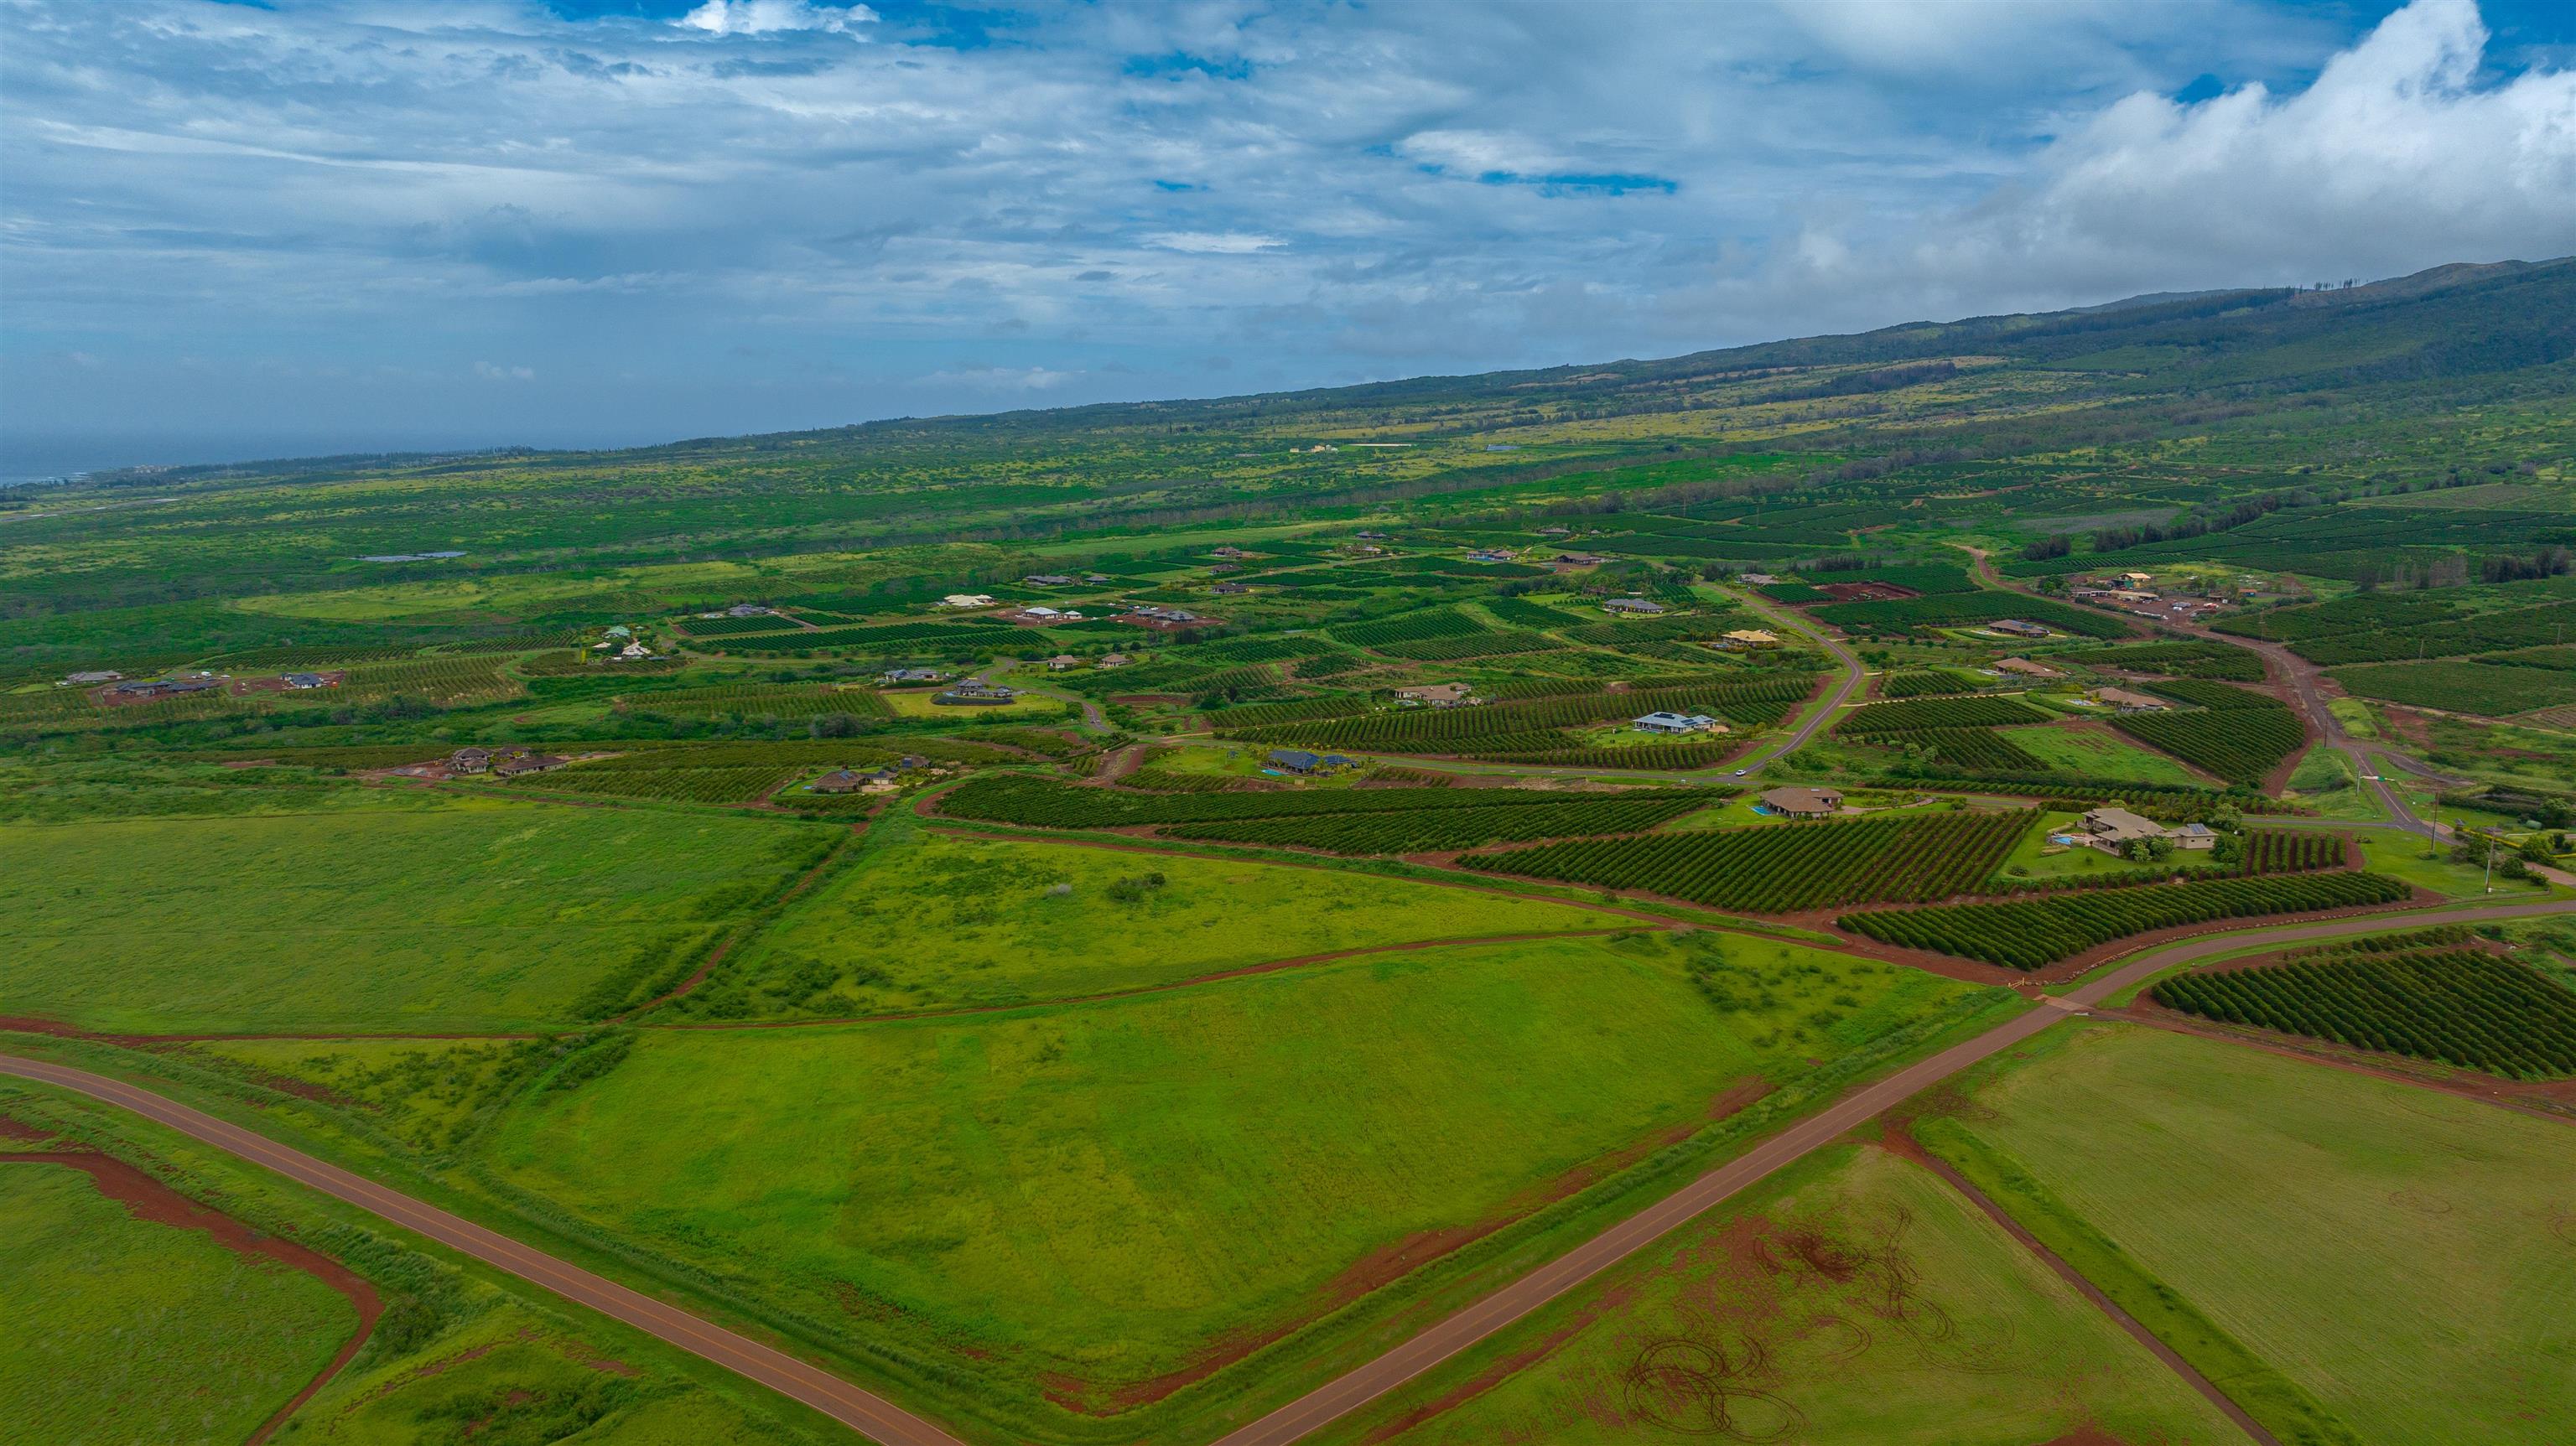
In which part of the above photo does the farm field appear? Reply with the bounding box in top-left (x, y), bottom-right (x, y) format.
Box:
top-left (2154, 945), bottom-right (2576, 1076)
top-left (0, 796), bottom-right (839, 1034)
top-left (1301, 1143), bottom-right (2241, 1446)
top-left (1841, 870), bottom-right (2412, 969)
top-left (2, 1158), bottom-right (360, 1446)
top-left (1462, 809), bottom-right (2031, 913)
top-left (1997, 722), bottom-right (2212, 785)
top-left (2329, 659), bottom-right (2576, 717)
top-left (883, 688), bottom-right (1072, 719)
top-left (1922, 1022), bottom-right (2576, 1446)
top-left (485, 932), bottom-right (2000, 1422)
top-left (668, 829), bottom-right (1619, 1019)
top-left (2355, 831), bottom-right (2548, 899)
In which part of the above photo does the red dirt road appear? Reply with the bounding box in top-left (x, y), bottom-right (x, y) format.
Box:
top-left (1207, 894), bottom-right (2575, 1446)
top-left (0, 1055), bottom-right (968, 1446)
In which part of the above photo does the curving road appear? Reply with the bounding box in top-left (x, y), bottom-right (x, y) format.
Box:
top-left (1207, 894), bottom-right (2576, 1446)
top-left (1716, 584), bottom-right (1867, 777)
top-left (0, 1055), bottom-right (968, 1446)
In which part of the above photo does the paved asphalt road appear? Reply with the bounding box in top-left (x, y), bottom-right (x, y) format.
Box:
top-left (0, 1054), bottom-right (969, 1446)
top-left (1722, 585), bottom-right (1866, 777)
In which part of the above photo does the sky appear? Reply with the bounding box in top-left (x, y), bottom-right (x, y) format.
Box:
top-left (4, 0), bottom-right (2574, 477)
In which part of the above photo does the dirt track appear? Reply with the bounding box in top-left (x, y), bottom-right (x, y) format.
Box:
top-left (0, 1055), bottom-right (969, 1446)
top-left (8, 897), bottom-right (2571, 1446)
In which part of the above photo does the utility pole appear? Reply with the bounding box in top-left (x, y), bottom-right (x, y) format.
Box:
top-left (2485, 832), bottom-right (2496, 894)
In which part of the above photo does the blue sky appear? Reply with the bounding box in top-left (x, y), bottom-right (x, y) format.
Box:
top-left (4, 0), bottom-right (2573, 475)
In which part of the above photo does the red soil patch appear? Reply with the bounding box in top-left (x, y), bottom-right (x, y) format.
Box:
top-left (1815, 581), bottom-right (1919, 602)
top-left (0, 1145), bottom-right (382, 1445)
top-left (1044, 1083), bottom-right (1774, 1417)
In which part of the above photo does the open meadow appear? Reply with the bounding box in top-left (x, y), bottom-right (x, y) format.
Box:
top-left (2, 1158), bottom-right (360, 1446)
top-left (483, 931), bottom-right (2002, 1424)
top-left (1301, 1142), bottom-right (2243, 1446)
top-left (1921, 1021), bottom-right (2576, 1446)
top-left (0, 795), bottom-right (839, 1034)
top-left (671, 827), bottom-right (1623, 1018)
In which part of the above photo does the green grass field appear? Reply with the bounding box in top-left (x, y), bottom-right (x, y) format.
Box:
top-left (485, 932), bottom-right (1992, 1415)
top-left (1923, 1022), bottom-right (2576, 1446)
top-left (2, 1159), bottom-right (359, 1446)
top-left (2356, 830), bottom-right (2549, 899)
top-left (0, 796), bottom-right (838, 1034)
top-left (668, 831), bottom-right (1615, 1018)
top-left (1303, 1143), bottom-right (2240, 1446)
top-left (884, 689), bottom-right (1071, 719)
top-left (1997, 722), bottom-right (2213, 785)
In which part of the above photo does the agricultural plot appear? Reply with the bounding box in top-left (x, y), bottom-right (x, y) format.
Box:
top-left (1463, 810), bottom-right (2031, 914)
top-left (1218, 675), bottom-right (1816, 756)
top-left (527, 762), bottom-right (799, 804)
top-left (1301, 1143), bottom-right (2241, 1446)
top-left (623, 682), bottom-right (892, 720)
top-left (1995, 723), bottom-right (2210, 786)
top-left (0, 796), bottom-right (839, 1033)
top-left (668, 831), bottom-right (1613, 1018)
top-left (1856, 727), bottom-right (2044, 772)
top-left (2107, 680), bottom-right (2305, 787)
top-left (1161, 790), bottom-right (1706, 854)
top-left (2154, 946), bottom-right (2576, 1077)
top-left (486, 932), bottom-right (1997, 1426)
top-left (1922, 1022), bottom-right (2576, 1446)
top-left (1330, 607), bottom-right (1488, 648)
top-left (2082, 639), bottom-right (2266, 680)
top-left (935, 775), bottom-right (1689, 831)
top-left (1841, 870), bottom-right (2411, 969)
top-left (1837, 696), bottom-right (2053, 734)
top-left (2329, 660), bottom-right (2576, 717)
top-left (2241, 828), bottom-right (2345, 873)
top-left (1810, 593), bottom-right (2130, 639)
top-left (2, 1159), bottom-right (361, 1446)
top-left (1877, 669), bottom-right (1980, 697)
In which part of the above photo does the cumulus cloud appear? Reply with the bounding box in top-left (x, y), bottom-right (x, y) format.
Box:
top-left (678, 1), bottom-right (878, 39)
top-left (3, 0), bottom-right (2570, 459)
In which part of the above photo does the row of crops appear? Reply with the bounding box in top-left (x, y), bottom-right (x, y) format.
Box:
top-left (1810, 593), bottom-right (2132, 639)
top-left (626, 683), bottom-right (893, 719)
top-left (1375, 631), bottom-right (1563, 661)
top-left (527, 763), bottom-right (800, 804)
top-left (1331, 608), bottom-right (1488, 648)
top-left (2108, 682), bottom-right (2305, 787)
top-left (1217, 674), bottom-right (1817, 755)
top-left (2081, 640), bottom-right (2265, 681)
top-left (1162, 791), bottom-right (1708, 855)
top-left (1466, 739), bottom-right (1744, 770)
top-left (711, 622), bottom-right (1026, 656)
top-left (933, 773), bottom-right (1711, 828)
top-left (1840, 871), bottom-right (2412, 969)
top-left (2243, 829), bottom-right (2345, 873)
top-left (1461, 810), bottom-right (2033, 913)
top-left (1879, 671), bottom-right (1981, 697)
top-left (1839, 695), bottom-right (2053, 733)
top-left (2154, 948), bottom-right (2576, 1078)
top-left (1865, 727), bottom-right (2045, 772)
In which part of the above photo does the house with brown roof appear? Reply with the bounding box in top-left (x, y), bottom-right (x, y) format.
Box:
top-left (492, 753), bottom-right (569, 778)
top-left (1758, 786), bottom-right (1842, 818)
top-left (1395, 682), bottom-right (1478, 707)
top-left (1993, 656), bottom-right (2061, 678)
top-left (2091, 686), bottom-right (2169, 713)
top-left (449, 746), bottom-right (493, 774)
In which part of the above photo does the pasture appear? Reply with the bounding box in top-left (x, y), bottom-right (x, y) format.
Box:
top-left (1997, 722), bottom-right (2211, 785)
top-left (671, 831), bottom-right (1617, 1018)
top-left (1923, 1022), bottom-right (2576, 1446)
top-left (3, 1159), bottom-right (359, 1446)
top-left (1303, 1143), bottom-right (2240, 1446)
top-left (485, 932), bottom-right (1993, 1417)
top-left (0, 796), bottom-right (838, 1033)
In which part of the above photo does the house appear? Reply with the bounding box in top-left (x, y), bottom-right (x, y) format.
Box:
top-left (1993, 656), bottom-right (2062, 678)
top-left (1019, 605), bottom-right (1064, 619)
top-left (934, 681), bottom-right (1018, 707)
top-left (1210, 582), bottom-right (1252, 595)
top-left (2092, 686), bottom-right (2169, 713)
top-left (60, 670), bottom-right (121, 686)
top-left (1047, 654), bottom-right (1081, 671)
top-left (1758, 786), bottom-right (1843, 818)
top-left (1539, 526), bottom-right (1571, 537)
top-left (1025, 573), bottom-right (1074, 586)
top-left (1465, 548), bottom-right (1517, 563)
top-left (1722, 629), bottom-right (1779, 649)
top-left (1084, 573), bottom-right (1113, 584)
top-left (880, 666), bottom-right (948, 686)
top-left (1266, 749), bottom-right (1358, 775)
top-left (105, 677), bottom-right (216, 700)
top-left (2121, 572), bottom-right (2155, 587)
top-left (449, 747), bottom-right (493, 774)
top-left (283, 672), bottom-right (334, 689)
top-left (2169, 822), bottom-right (2218, 851)
top-left (1987, 619), bottom-right (2052, 639)
top-left (937, 593), bottom-right (995, 609)
top-left (604, 625), bottom-right (632, 638)
top-left (1354, 530), bottom-right (1389, 539)
top-left (618, 640), bottom-right (653, 660)
top-left (1740, 573), bottom-right (1781, 586)
top-left (492, 753), bottom-right (569, 779)
top-left (1350, 544), bottom-right (1387, 556)
top-left (1395, 682), bottom-right (1478, 707)
top-left (1098, 653), bottom-right (1132, 668)
top-left (1551, 552), bottom-right (1607, 568)
top-left (2075, 806), bottom-right (2166, 853)
top-left (1211, 546), bottom-right (1252, 560)
top-left (1633, 711), bottom-right (1722, 735)
top-left (1602, 598), bottom-right (1667, 616)
top-left (1208, 562), bottom-right (1240, 574)
top-left (810, 769), bottom-right (870, 794)
top-left (725, 602), bottom-right (773, 618)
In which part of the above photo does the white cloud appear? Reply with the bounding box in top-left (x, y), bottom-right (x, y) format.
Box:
top-left (678, 1), bottom-right (878, 39)
top-left (1145, 231), bottom-right (1285, 254)
top-left (472, 361), bottom-right (536, 381)
top-left (1394, 129), bottom-right (1571, 178)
